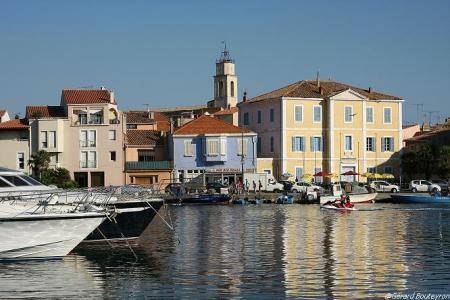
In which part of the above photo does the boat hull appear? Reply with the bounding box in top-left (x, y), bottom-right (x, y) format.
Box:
top-left (0, 213), bottom-right (105, 260)
top-left (391, 194), bottom-right (450, 203)
top-left (84, 200), bottom-right (164, 242)
top-left (320, 205), bottom-right (357, 211)
top-left (181, 194), bottom-right (230, 204)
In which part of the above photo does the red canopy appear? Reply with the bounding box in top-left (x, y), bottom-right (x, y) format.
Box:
top-left (313, 171), bottom-right (331, 177)
top-left (341, 170), bottom-right (359, 176)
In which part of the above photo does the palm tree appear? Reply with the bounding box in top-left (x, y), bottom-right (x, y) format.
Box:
top-left (28, 150), bottom-right (53, 177)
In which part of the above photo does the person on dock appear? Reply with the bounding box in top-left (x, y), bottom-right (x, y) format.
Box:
top-left (245, 179), bottom-right (250, 194)
top-left (258, 180), bottom-right (262, 193)
top-left (253, 180), bottom-right (256, 193)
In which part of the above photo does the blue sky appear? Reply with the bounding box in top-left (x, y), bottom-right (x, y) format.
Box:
top-left (1, 0), bottom-right (449, 124)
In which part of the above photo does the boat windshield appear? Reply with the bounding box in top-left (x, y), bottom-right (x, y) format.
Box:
top-left (19, 175), bottom-right (44, 186)
top-left (0, 177), bottom-right (12, 187)
top-left (0, 175), bottom-right (31, 187)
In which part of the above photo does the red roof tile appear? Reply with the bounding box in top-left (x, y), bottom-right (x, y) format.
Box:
top-left (126, 130), bottom-right (165, 146)
top-left (154, 112), bottom-right (171, 132)
top-left (244, 80), bottom-right (401, 104)
top-left (212, 107), bottom-right (239, 116)
top-left (0, 118), bottom-right (29, 130)
top-left (62, 89), bottom-right (115, 105)
top-left (173, 115), bottom-right (251, 135)
top-left (26, 106), bottom-right (66, 119)
top-left (126, 111), bottom-right (171, 132)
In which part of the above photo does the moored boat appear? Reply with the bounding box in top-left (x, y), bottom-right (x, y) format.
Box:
top-left (181, 193), bottom-right (230, 204)
top-left (319, 183), bottom-right (377, 204)
top-left (390, 194), bottom-right (450, 203)
top-left (276, 194), bottom-right (294, 204)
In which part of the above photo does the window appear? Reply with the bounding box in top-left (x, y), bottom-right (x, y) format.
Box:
top-left (367, 167), bottom-right (376, 173)
top-left (109, 130), bottom-right (116, 140)
top-left (366, 137), bottom-right (375, 152)
top-left (366, 107), bottom-right (374, 123)
top-left (17, 152), bottom-right (25, 170)
top-left (384, 107), bottom-right (392, 124)
top-left (344, 135), bottom-right (353, 151)
top-left (295, 167), bottom-right (304, 181)
top-left (81, 151), bottom-right (97, 168)
top-left (384, 166), bottom-right (393, 174)
top-left (231, 81), bottom-right (235, 97)
top-left (270, 136), bottom-right (274, 152)
top-left (257, 137), bottom-right (262, 154)
top-left (220, 139), bottom-right (227, 155)
top-left (292, 136), bottom-right (304, 152)
top-left (270, 109), bottom-right (274, 122)
top-left (89, 110), bottom-right (103, 124)
top-left (295, 105), bottom-right (303, 122)
top-left (310, 136), bottom-right (323, 152)
top-left (184, 140), bottom-right (193, 156)
top-left (313, 106), bottom-right (322, 123)
top-left (257, 111), bottom-right (261, 124)
top-left (138, 150), bottom-right (155, 161)
top-left (49, 131), bottom-right (56, 148)
top-left (344, 106), bottom-right (353, 123)
top-left (80, 130), bottom-right (96, 147)
top-left (314, 168), bottom-right (323, 183)
top-left (40, 131), bottom-right (48, 148)
top-left (207, 139), bottom-right (219, 156)
top-left (219, 81), bottom-right (224, 97)
top-left (127, 124), bottom-right (137, 129)
top-left (237, 139), bottom-right (248, 156)
top-left (110, 151), bottom-right (116, 161)
top-left (381, 137), bottom-right (394, 152)
top-left (263, 169), bottom-right (271, 175)
top-left (243, 112), bottom-right (249, 125)
top-left (1, 175), bottom-right (30, 186)
top-left (78, 112), bottom-right (87, 124)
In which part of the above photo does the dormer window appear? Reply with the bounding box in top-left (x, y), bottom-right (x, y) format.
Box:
top-left (78, 112), bottom-right (87, 124)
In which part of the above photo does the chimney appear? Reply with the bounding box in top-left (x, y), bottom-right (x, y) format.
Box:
top-left (316, 70), bottom-right (320, 87)
top-left (149, 111), bottom-right (155, 120)
top-left (242, 91), bottom-right (247, 102)
top-left (14, 114), bottom-right (20, 119)
top-left (368, 87), bottom-right (372, 93)
top-left (319, 86), bottom-right (324, 95)
top-left (109, 91), bottom-right (115, 103)
top-left (100, 86), bottom-right (106, 90)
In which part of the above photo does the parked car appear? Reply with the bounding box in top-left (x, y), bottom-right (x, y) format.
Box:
top-left (206, 182), bottom-right (228, 193)
top-left (409, 180), bottom-right (441, 193)
top-left (369, 180), bottom-right (400, 193)
top-left (431, 179), bottom-right (449, 192)
top-left (291, 181), bottom-right (321, 193)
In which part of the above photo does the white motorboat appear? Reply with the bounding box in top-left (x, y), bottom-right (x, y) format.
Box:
top-left (319, 183), bottom-right (377, 204)
top-left (0, 211), bottom-right (106, 260)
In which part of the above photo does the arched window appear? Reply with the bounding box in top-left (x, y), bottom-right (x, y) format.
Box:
top-left (231, 81), bottom-right (235, 97)
top-left (219, 81), bottom-right (224, 97)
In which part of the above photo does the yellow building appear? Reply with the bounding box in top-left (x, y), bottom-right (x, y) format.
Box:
top-left (238, 79), bottom-right (403, 181)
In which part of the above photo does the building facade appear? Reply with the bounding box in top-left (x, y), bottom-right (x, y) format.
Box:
top-left (124, 111), bottom-right (172, 187)
top-left (171, 115), bottom-right (257, 185)
top-left (238, 80), bottom-right (403, 181)
top-left (0, 118), bottom-right (30, 173)
top-left (26, 88), bottom-right (125, 187)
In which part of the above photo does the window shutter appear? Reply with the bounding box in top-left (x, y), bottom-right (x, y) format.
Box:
top-left (292, 137), bottom-right (296, 151)
top-left (391, 138), bottom-right (394, 151)
top-left (220, 139), bottom-right (226, 155)
top-left (381, 138), bottom-right (385, 152)
top-left (321, 137), bottom-right (324, 151)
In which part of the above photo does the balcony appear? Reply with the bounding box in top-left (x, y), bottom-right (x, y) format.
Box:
top-left (80, 140), bottom-right (96, 147)
top-left (126, 161), bottom-right (172, 171)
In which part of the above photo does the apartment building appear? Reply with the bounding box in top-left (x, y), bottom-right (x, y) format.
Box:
top-left (26, 88), bottom-right (125, 187)
top-left (238, 79), bottom-right (403, 181)
top-left (124, 111), bottom-right (172, 187)
top-left (0, 118), bottom-right (30, 172)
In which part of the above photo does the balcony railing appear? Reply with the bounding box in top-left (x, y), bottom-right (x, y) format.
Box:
top-left (80, 160), bottom-right (97, 168)
top-left (80, 140), bottom-right (96, 147)
top-left (125, 161), bottom-right (172, 170)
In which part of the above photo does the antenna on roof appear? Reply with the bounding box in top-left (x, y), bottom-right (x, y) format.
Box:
top-left (316, 70), bottom-right (320, 87)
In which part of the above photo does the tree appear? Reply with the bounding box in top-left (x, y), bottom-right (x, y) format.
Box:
top-left (40, 168), bottom-right (77, 189)
top-left (401, 151), bottom-right (418, 181)
top-left (417, 144), bottom-right (434, 179)
top-left (437, 145), bottom-right (450, 179)
top-left (28, 150), bottom-right (53, 177)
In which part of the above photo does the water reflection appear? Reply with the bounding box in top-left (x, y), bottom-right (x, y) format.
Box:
top-left (1, 204), bottom-right (449, 298)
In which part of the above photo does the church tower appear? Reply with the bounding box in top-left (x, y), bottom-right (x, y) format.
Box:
top-left (213, 44), bottom-right (238, 108)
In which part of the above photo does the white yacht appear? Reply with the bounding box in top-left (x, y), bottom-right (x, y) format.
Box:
top-left (0, 167), bottom-right (55, 195)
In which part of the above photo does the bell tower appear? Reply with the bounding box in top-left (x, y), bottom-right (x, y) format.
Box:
top-left (213, 43), bottom-right (238, 108)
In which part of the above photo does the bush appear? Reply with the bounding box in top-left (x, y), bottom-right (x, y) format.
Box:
top-left (40, 168), bottom-right (78, 189)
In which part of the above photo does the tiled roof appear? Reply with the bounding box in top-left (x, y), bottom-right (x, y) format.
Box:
top-left (62, 89), bottom-right (115, 105)
top-left (0, 118), bottom-right (29, 130)
top-left (405, 127), bottom-right (450, 142)
top-left (213, 107), bottom-right (239, 116)
top-left (245, 80), bottom-right (401, 103)
top-left (126, 111), bottom-right (154, 124)
top-left (126, 130), bottom-right (164, 146)
top-left (26, 106), bottom-right (66, 119)
top-left (125, 111), bottom-right (171, 132)
top-left (173, 115), bottom-right (252, 135)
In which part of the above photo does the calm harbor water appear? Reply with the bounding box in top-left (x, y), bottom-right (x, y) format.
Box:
top-left (1, 204), bottom-right (450, 299)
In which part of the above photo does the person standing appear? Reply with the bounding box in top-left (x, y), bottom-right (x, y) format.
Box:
top-left (253, 180), bottom-right (257, 193)
top-left (258, 180), bottom-right (262, 193)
